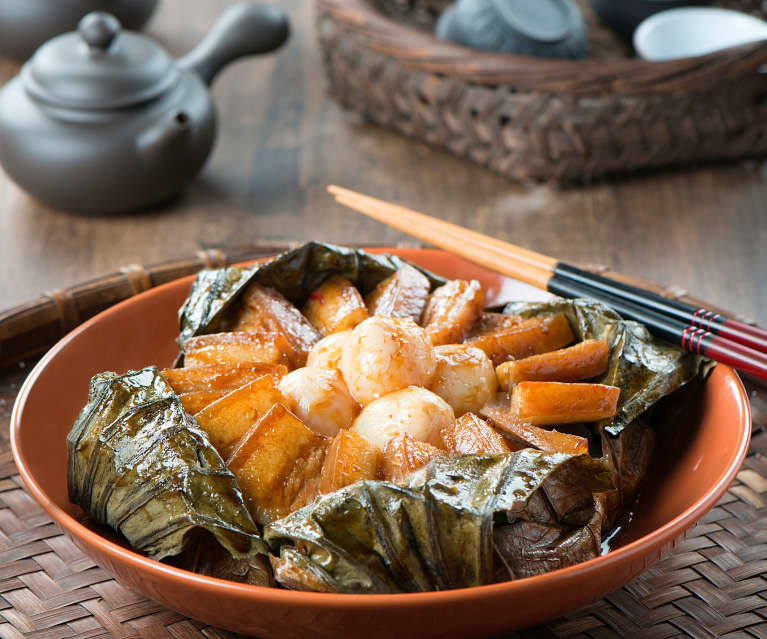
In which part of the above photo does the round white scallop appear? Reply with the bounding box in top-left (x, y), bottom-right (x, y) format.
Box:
top-left (340, 316), bottom-right (437, 406)
top-left (278, 367), bottom-right (359, 438)
top-left (429, 344), bottom-right (496, 416)
top-left (351, 386), bottom-right (454, 451)
top-left (306, 330), bottom-right (352, 370)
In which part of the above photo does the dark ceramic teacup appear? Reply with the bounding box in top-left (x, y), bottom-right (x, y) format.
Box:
top-left (588, 0), bottom-right (705, 41)
top-left (436, 0), bottom-right (588, 59)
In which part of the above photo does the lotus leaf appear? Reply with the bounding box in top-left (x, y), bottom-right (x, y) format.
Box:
top-left (177, 242), bottom-right (445, 352)
top-left (502, 298), bottom-right (706, 436)
top-left (67, 367), bottom-right (267, 563)
top-left (264, 451), bottom-right (615, 593)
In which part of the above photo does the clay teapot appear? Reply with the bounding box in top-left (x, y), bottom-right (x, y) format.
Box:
top-left (0, 4), bottom-right (289, 214)
top-left (0, 0), bottom-right (160, 62)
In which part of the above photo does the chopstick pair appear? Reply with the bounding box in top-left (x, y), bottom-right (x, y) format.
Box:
top-left (328, 185), bottom-right (767, 381)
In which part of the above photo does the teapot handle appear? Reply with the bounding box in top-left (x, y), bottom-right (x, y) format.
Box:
top-left (179, 3), bottom-right (289, 85)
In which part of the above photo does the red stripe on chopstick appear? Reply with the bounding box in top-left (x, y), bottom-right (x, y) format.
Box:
top-left (691, 328), bottom-right (704, 355)
top-left (688, 309), bottom-right (767, 352)
top-left (681, 326), bottom-right (694, 351)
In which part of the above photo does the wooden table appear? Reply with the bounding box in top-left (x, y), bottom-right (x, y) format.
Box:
top-left (2, 4), bottom-right (767, 637)
top-left (1, 0), bottom-right (766, 325)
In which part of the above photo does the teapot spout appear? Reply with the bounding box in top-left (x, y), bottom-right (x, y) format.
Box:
top-left (137, 111), bottom-right (191, 161)
top-left (178, 3), bottom-right (289, 86)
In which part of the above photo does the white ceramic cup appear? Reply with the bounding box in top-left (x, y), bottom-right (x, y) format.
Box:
top-left (634, 7), bottom-right (767, 61)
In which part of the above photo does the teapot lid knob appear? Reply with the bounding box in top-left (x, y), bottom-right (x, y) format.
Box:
top-left (78, 12), bottom-right (121, 52)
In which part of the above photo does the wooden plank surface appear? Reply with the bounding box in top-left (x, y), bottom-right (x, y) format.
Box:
top-left (0, 0), bottom-right (765, 331)
top-left (1, 4), bottom-right (767, 635)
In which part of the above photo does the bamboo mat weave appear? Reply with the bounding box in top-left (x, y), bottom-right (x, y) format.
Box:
top-left (2, 365), bottom-right (766, 639)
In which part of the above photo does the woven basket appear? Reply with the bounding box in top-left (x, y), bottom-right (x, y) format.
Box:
top-left (316, 0), bottom-right (767, 181)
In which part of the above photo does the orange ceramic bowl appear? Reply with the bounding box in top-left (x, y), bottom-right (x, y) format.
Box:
top-left (11, 249), bottom-right (751, 638)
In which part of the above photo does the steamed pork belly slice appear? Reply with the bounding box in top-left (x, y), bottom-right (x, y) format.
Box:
top-left (177, 389), bottom-right (229, 415)
top-left (440, 412), bottom-right (512, 455)
top-left (225, 282), bottom-right (321, 368)
top-left (480, 405), bottom-right (589, 455)
top-left (226, 403), bottom-right (328, 525)
top-left (421, 279), bottom-right (484, 346)
top-left (289, 474), bottom-right (325, 514)
top-left (511, 381), bottom-right (620, 425)
top-left (468, 313), bottom-right (575, 367)
top-left (302, 275), bottom-right (368, 336)
top-left (194, 374), bottom-right (285, 459)
top-left (365, 265), bottom-right (431, 323)
top-left (468, 312), bottom-right (526, 338)
top-left (319, 429), bottom-right (380, 494)
top-left (496, 339), bottom-right (609, 390)
top-left (182, 331), bottom-right (292, 368)
top-left (160, 362), bottom-right (287, 394)
top-left (381, 433), bottom-right (445, 484)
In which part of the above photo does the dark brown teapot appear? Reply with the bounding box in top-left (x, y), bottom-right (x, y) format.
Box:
top-left (0, 4), bottom-right (289, 214)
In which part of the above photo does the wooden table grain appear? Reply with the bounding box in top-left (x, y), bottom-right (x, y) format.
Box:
top-left (0, 0), bottom-right (766, 329)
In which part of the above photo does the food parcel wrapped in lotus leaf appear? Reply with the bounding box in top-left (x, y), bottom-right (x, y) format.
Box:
top-left (67, 242), bottom-right (708, 592)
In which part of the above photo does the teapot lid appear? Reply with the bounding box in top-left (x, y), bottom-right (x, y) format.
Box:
top-left (21, 12), bottom-right (179, 110)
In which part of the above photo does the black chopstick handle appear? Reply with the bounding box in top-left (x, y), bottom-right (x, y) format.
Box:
top-left (549, 276), bottom-right (688, 342)
top-left (553, 263), bottom-right (767, 353)
top-left (547, 275), bottom-right (767, 379)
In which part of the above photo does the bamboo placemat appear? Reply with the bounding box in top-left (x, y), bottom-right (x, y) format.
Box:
top-left (2, 366), bottom-right (767, 638)
top-left (2, 243), bottom-right (767, 638)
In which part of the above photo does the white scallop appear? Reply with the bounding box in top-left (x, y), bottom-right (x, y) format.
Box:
top-left (351, 386), bottom-right (454, 451)
top-left (278, 367), bottom-right (359, 438)
top-left (340, 316), bottom-right (437, 406)
top-left (429, 344), bottom-right (496, 416)
top-left (306, 330), bottom-right (352, 370)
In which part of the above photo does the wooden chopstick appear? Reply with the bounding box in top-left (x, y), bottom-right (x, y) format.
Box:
top-left (329, 185), bottom-right (767, 353)
top-left (329, 186), bottom-right (556, 270)
top-left (331, 192), bottom-right (552, 290)
top-left (329, 186), bottom-right (767, 380)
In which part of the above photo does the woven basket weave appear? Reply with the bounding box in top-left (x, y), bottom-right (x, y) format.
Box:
top-left (317, 0), bottom-right (767, 181)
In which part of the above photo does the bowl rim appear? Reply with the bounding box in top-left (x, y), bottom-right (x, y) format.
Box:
top-left (10, 248), bottom-right (752, 609)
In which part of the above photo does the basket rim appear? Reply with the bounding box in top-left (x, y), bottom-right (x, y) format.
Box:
top-left (317, 0), bottom-right (767, 94)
